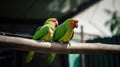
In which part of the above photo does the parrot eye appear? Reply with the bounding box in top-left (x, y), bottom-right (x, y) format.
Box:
top-left (51, 18), bottom-right (57, 23)
top-left (51, 18), bottom-right (57, 22)
top-left (52, 20), bottom-right (56, 22)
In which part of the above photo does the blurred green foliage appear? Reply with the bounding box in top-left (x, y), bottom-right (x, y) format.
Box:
top-left (105, 9), bottom-right (120, 36)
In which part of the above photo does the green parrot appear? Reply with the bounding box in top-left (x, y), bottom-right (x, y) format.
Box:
top-left (25, 18), bottom-right (58, 63)
top-left (47, 18), bottom-right (79, 64)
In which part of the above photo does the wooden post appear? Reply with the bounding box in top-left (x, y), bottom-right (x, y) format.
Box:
top-left (80, 25), bottom-right (85, 67)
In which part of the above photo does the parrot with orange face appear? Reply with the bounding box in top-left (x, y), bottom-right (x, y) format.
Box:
top-left (25, 18), bottom-right (58, 63)
top-left (47, 18), bottom-right (79, 64)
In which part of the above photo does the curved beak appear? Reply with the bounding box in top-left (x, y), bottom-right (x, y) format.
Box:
top-left (74, 19), bottom-right (79, 28)
top-left (55, 21), bottom-right (59, 27)
top-left (75, 23), bottom-right (78, 28)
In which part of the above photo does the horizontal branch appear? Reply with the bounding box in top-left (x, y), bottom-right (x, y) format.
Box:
top-left (0, 35), bottom-right (120, 54)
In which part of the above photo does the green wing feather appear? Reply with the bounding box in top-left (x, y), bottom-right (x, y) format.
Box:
top-left (25, 51), bottom-right (34, 63)
top-left (52, 24), bottom-right (66, 42)
top-left (47, 53), bottom-right (56, 65)
top-left (25, 25), bottom-right (49, 63)
top-left (32, 25), bottom-right (49, 40)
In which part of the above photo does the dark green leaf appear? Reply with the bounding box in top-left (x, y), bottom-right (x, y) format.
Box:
top-left (110, 23), bottom-right (115, 32)
top-left (104, 9), bottom-right (112, 14)
top-left (115, 27), bottom-right (120, 36)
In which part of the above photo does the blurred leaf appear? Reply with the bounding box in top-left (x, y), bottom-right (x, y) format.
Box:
top-left (117, 16), bottom-right (120, 22)
top-left (105, 11), bottom-right (117, 26)
top-left (104, 9), bottom-right (113, 15)
top-left (110, 21), bottom-right (116, 32)
top-left (110, 20), bottom-right (120, 33)
top-left (115, 27), bottom-right (120, 35)
top-left (105, 20), bottom-right (111, 26)
top-left (105, 11), bottom-right (120, 36)
top-left (112, 11), bottom-right (117, 19)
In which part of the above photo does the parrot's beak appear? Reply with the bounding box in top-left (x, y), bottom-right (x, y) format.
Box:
top-left (55, 21), bottom-right (59, 27)
top-left (75, 23), bottom-right (78, 28)
top-left (74, 19), bottom-right (78, 28)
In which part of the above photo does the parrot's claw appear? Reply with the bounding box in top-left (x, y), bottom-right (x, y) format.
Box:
top-left (59, 42), bottom-right (71, 46)
top-left (40, 40), bottom-right (45, 42)
top-left (68, 42), bottom-right (71, 46)
top-left (64, 42), bottom-right (71, 46)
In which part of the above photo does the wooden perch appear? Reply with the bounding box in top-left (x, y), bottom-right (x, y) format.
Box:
top-left (0, 35), bottom-right (120, 54)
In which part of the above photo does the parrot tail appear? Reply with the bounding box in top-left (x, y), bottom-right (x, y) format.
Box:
top-left (25, 51), bottom-right (34, 63)
top-left (47, 53), bottom-right (56, 65)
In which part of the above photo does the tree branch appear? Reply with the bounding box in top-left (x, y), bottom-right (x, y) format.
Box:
top-left (0, 35), bottom-right (120, 54)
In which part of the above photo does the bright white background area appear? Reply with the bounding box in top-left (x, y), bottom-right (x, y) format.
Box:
top-left (73, 0), bottom-right (120, 37)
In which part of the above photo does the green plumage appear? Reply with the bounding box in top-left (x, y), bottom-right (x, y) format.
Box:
top-left (47, 18), bottom-right (78, 64)
top-left (53, 18), bottom-right (75, 42)
top-left (25, 18), bottom-right (57, 63)
top-left (47, 53), bottom-right (56, 64)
